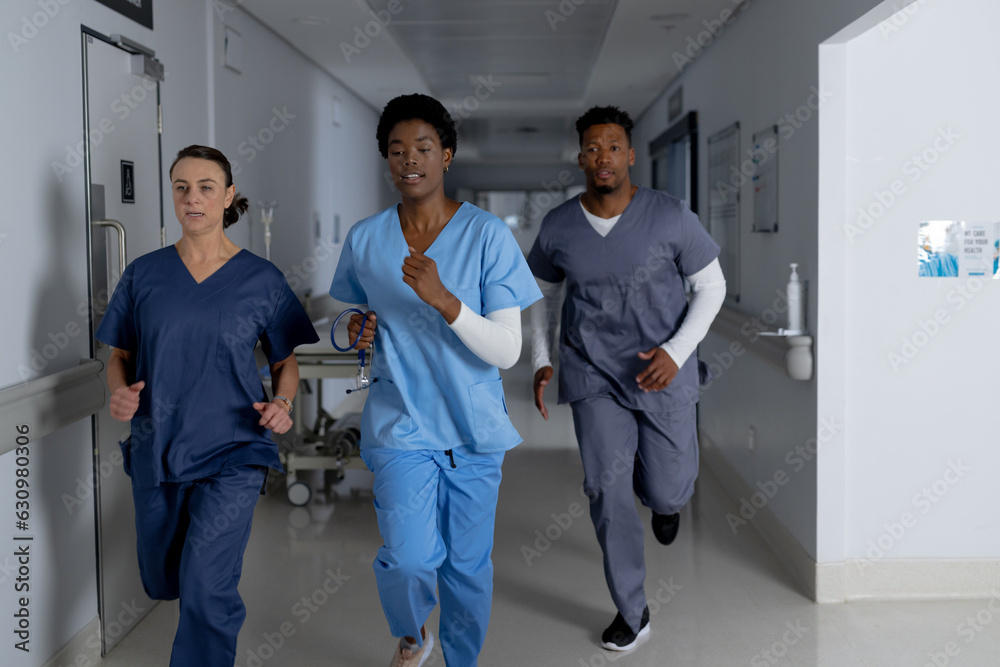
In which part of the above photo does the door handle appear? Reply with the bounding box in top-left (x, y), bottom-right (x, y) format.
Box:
top-left (92, 219), bottom-right (127, 276)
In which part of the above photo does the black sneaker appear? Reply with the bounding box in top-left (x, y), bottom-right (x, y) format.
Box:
top-left (600, 606), bottom-right (650, 651)
top-left (651, 511), bottom-right (680, 545)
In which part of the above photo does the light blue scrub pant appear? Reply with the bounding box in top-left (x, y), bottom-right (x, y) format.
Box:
top-left (361, 446), bottom-right (505, 667)
top-left (131, 465), bottom-right (266, 667)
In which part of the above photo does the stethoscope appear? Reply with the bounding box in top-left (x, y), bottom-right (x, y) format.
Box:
top-left (331, 308), bottom-right (377, 394)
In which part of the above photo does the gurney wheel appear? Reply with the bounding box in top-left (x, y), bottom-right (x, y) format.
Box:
top-left (287, 480), bottom-right (312, 506)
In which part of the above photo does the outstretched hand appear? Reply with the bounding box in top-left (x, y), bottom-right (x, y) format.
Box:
top-left (636, 348), bottom-right (678, 393)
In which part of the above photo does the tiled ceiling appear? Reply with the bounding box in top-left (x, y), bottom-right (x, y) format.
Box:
top-left (236, 0), bottom-right (744, 184)
top-left (375, 0), bottom-right (617, 103)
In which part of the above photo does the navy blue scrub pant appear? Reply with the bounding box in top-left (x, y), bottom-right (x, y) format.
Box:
top-left (131, 465), bottom-right (266, 667)
top-left (570, 394), bottom-right (698, 634)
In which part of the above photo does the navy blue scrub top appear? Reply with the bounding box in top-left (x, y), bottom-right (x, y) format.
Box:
top-left (527, 187), bottom-right (720, 412)
top-left (96, 246), bottom-right (319, 488)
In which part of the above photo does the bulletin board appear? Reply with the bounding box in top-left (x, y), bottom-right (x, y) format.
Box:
top-left (752, 125), bottom-right (779, 233)
top-left (708, 122), bottom-right (741, 301)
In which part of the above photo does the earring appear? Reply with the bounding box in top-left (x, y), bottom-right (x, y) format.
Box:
top-left (444, 166), bottom-right (450, 172)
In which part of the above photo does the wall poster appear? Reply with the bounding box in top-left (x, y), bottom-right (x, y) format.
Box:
top-left (918, 220), bottom-right (1000, 278)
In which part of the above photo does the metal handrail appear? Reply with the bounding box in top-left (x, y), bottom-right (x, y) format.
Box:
top-left (0, 360), bottom-right (106, 455)
top-left (92, 219), bottom-right (127, 277)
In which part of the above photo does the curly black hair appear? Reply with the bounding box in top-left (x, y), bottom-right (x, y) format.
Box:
top-left (575, 106), bottom-right (634, 146)
top-left (375, 94), bottom-right (457, 159)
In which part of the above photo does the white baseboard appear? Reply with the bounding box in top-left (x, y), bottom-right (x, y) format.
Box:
top-left (699, 432), bottom-right (1000, 603)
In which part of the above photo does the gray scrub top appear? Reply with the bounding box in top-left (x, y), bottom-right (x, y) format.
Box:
top-left (527, 187), bottom-right (720, 412)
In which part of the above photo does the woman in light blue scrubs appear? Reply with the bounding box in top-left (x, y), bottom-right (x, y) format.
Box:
top-left (330, 94), bottom-right (541, 667)
top-left (97, 145), bottom-right (318, 666)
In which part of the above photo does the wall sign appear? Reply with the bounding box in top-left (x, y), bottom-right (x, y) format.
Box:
top-left (121, 161), bottom-right (135, 204)
top-left (94, 0), bottom-right (153, 30)
top-left (918, 221), bottom-right (1000, 278)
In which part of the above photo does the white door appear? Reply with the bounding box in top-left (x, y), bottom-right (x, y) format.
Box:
top-left (83, 28), bottom-right (163, 656)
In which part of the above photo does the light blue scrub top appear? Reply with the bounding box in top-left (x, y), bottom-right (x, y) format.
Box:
top-left (329, 202), bottom-right (542, 453)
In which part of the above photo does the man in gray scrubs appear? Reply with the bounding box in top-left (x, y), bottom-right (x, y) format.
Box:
top-left (527, 106), bottom-right (726, 652)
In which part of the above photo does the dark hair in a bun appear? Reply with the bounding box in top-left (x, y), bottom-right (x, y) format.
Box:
top-left (169, 145), bottom-right (248, 228)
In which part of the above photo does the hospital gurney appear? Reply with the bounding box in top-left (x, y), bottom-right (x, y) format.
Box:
top-left (275, 318), bottom-right (374, 506)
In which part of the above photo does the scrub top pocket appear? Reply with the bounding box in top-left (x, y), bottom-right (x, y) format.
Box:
top-left (217, 308), bottom-right (260, 372)
top-left (468, 378), bottom-right (520, 451)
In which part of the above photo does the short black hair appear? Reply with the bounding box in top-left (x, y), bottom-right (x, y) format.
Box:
top-left (575, 106), bottom-right (634, 146)
top-left (376, 94), bottom-right (457, 159)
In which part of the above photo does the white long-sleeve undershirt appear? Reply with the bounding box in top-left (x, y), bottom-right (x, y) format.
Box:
top-left (447, 304), bottom-right (522, 369)
top-left (530, 258), bottom-right (727, 372)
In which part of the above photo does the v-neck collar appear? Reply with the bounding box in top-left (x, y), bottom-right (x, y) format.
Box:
top-left (574, 187), bottom-right (645, 251)
top-left (171, 244), bottom-right (246, 287)
top-left (394, 201), bottom-right (466, 255)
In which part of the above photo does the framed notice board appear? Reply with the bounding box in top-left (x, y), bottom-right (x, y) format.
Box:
top-left (708, 122), bottom-right (741, 301)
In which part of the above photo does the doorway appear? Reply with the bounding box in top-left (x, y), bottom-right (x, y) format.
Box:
top-left (82, 26), bottom-right (164, 655)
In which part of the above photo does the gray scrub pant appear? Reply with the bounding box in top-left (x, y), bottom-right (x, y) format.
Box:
top-left (570, 393), bottom-right (698, 633)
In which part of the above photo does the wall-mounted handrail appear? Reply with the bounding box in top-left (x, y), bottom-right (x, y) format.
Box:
top-left (0, 360), bottom-right (106, 456)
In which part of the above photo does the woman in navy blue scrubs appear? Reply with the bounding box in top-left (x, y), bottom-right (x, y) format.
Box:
top-left (97, 145), bottom-right (318, 666)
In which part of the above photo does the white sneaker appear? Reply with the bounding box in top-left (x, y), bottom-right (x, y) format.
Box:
top-left (388, 631), bottom-right (434, 667)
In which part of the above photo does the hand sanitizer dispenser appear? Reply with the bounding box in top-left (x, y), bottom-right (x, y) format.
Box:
top-left (785, 263), bottom-right (804, 335)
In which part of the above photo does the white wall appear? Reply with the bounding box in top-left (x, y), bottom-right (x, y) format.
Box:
top-left (820, 0), bottom-right (1000, 575)
top-left (208, 8), bottom-right (389, 300)
top-left (632, 0), bottom-right (881, 563)
top-left (0, 1), bottom-right (386, 662)
top-left (0, 2), bottom-right (210, 663)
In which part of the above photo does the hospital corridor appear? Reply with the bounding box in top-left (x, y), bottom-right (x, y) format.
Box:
top-left (1, 1), bottom-right (999, 666)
